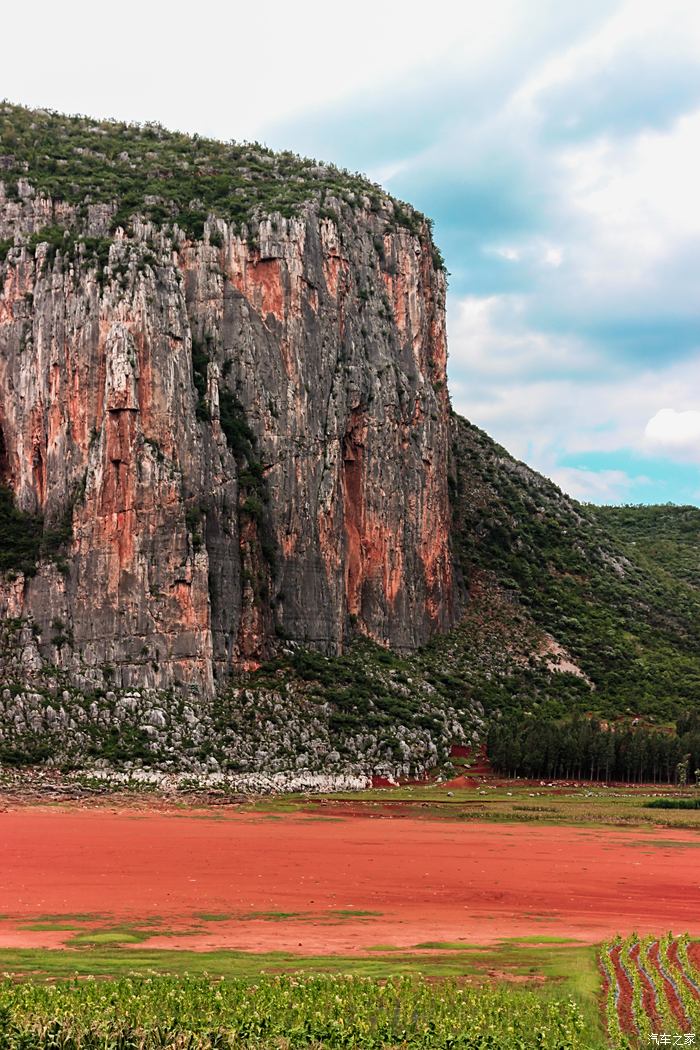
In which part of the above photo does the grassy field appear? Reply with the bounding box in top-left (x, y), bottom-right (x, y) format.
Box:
top-left (4, 775), bottom-right (700, 829)
top-left (236, 780), bottom-right (700, 830)
top-left (0, 937), bottom-right (596, 981)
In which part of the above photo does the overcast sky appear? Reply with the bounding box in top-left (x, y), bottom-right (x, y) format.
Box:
top-left (4, 0), bottom-right (700, 503)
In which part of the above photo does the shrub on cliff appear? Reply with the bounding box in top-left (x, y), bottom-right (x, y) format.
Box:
top-left (0, 487), bottom-right (43, 577)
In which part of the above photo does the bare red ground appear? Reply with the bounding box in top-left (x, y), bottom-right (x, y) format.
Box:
top-left (0, 807), bottom-right (699, 953)
top-left (443, 745), bottom-right (492, 787)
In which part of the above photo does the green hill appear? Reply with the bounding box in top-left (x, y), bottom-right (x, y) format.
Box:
top-left (595, 503), bottom-right (700, 591)
top-left (445, 414), bottom-right (700, 723)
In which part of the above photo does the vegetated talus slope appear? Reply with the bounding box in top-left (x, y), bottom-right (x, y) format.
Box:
top-left (449, 413), bottom-right (700, 721)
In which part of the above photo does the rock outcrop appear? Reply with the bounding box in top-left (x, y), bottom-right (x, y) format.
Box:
top-left (0, 116), bottom-right (454, 696)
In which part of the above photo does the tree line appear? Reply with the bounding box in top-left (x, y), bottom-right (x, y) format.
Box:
top-left (487, 711), bottom-right (700, 784)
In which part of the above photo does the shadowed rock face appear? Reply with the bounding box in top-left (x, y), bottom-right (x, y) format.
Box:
top-left (0, 186), bottom-right (454, 694)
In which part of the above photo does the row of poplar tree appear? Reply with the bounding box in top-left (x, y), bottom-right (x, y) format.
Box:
top-left (487, 711), bottom-right (700, 784)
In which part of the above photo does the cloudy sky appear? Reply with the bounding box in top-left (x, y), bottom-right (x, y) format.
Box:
top-left (4, 0), bottom-right (700, 503)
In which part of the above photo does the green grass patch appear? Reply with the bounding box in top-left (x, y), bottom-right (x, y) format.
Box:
top-left (499, 936), bottom-right (579, 944)
top-left (240, 911), bottom-right (303, 921)
top-left (19, 922), bottom-right (80, 932)
top-left (413, 941), bottom-right (477, 950)
top-left (67, 927), bottom-right (155, 947)
top-left (647, 796), bottom-right (700, 809)
top-left (328, 909), bottom-right (382, 918)
top-left (625, 837), bottom-right (700, 848)
top-left (296, 783), bottom-right (700, 830)
top-left (28, 912), bottom-right (108, 923)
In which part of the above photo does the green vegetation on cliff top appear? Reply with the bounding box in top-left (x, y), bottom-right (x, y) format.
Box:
top-left (0, 102), bottom-right (436, 247)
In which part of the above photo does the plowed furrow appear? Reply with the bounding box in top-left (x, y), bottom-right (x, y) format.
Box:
top-left (629, 942), bottom-right (663, 1032)
top-left (610, 944), bottom-right (637, 1036)
top-left (669, 940), bottom-right (700, 1001)
top-left (648, 940), bottom-right (689, 1032)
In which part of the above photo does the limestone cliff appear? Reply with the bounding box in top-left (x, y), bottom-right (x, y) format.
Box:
top-left (0, 106), bottom-right (454, 695)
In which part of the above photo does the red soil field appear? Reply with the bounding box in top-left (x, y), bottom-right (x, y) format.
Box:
top-left (0, 806), bottom-right (699, 953)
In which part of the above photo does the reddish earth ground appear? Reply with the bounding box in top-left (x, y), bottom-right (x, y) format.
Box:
top-left (0, 806), bottom-right (699, 954)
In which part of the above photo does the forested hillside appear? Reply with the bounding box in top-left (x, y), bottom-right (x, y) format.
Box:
top-left (595, 504), bottom-right (700, 591)
top-left (447, 414), bottom-right (700, 723)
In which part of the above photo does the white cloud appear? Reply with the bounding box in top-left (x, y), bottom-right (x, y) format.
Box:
top-left (492, 246), bottom-right (521, 261)
top-left (453, 106), bottom-right (700, 325)
top-left (0, 0), bottom-right (531, 141)
top-left (514, 0), bottom-right (700, 127)
top-left (546, 466), bottom-right (650, 503)
top-left (645, 409), bottom-right (700, 459)
top-left (543, 246), bottom-right (563, 267)
top-left (447, 294), bottom-right (601, 380)
top-left (487, 242), bottom-right (563, 267)
top-left (447, 290), bottom-right (700, 480)
top-left (557, 109), bottom-right (700, 295)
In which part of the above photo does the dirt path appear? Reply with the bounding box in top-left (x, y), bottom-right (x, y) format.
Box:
top-left (0, 807), bottom-right (699, 953)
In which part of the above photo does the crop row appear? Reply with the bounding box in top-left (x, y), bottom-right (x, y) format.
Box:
top-left (601, 934), bottom-right (700, 1046)
top-left (0, 972), bottom-right (591, 1050)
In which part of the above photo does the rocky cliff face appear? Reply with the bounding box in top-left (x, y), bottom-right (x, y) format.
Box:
top-left (0, 137), bottom-right (454, 695)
